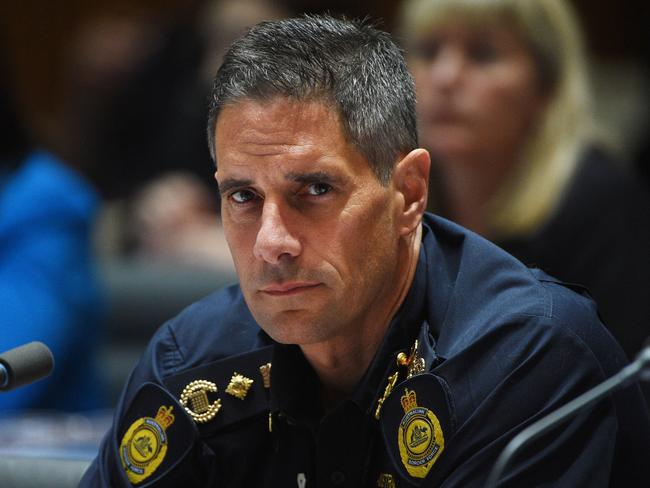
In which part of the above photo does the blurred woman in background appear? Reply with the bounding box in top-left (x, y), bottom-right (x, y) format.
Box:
top-left (399, 0), bottom-right (650, 359)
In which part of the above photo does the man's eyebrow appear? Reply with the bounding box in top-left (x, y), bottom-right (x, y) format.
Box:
top-left (218, 172), bottom-right (342, 194)
top-left (217, 178), bottom-right (253, 195)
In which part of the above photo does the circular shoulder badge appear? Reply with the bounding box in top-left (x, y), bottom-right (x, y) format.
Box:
top-left (397, 388), bottom-right (444, 478)
top-left (120, 406), bottom-right (175, 485)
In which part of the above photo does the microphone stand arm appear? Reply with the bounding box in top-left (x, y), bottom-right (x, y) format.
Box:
top-left (484, 346), bottom-right (650, 488)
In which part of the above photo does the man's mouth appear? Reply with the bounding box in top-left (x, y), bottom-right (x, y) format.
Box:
top-left (260, 282), bottom-right (322, 296)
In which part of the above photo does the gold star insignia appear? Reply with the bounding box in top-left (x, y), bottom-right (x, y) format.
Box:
top-left (225, 372), bottom-right (254, 400)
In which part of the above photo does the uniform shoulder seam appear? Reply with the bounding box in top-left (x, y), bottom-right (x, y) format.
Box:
top-left (162, 321), bottom-right (187, 376)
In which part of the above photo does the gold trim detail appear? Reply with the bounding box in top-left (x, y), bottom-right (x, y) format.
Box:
top-left (377, 473), bottom-right (397, 488)
top-left (396, 340), bottom-right (426, 378)
top-left (180, 380), bottom-right (221, 423)
top-left (375, 371), bottom-right (399, 420)
top-left (259, 363), bottom-right (272, 389)
top-left (225, 372), bottom-right (254, 400)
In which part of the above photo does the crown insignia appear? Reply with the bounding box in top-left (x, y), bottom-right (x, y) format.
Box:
top-left (154, 405), bottom-right (175, 430)
top-left (400, 388), bottom-right (418, 413)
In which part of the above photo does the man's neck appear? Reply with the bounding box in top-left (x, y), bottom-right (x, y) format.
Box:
top-left (301, 225), bottom-right (423, 409)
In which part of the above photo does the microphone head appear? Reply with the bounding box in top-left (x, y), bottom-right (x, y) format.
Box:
top-left (0, 341), bottom-right (55, 392)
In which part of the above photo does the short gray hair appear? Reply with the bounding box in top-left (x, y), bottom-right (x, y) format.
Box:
top-left (207, 14), bottom-right (418, 184)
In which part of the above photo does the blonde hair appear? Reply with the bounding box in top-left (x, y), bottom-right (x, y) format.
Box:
top-left (399, 0), bottom-right (595, 237)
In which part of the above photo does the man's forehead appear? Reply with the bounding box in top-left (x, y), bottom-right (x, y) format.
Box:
top-left (213, 97), bottom-right (378, 185)
top-left (212, 96), bottom-right (382, 186)
top-left (213, 98), bottom-right (353, 166)
top-left (215, 97), bottom-right (342, 142)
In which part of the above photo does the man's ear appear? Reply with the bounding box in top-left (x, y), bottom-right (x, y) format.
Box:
top-left (392, 148), bottom-right (430, 236)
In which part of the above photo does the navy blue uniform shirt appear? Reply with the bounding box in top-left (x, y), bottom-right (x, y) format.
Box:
top-left (81, 214), bottom-right (650, 487)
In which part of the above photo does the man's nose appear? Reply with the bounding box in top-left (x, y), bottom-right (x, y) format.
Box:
top-left (253, 201), bottom-right (301, 264)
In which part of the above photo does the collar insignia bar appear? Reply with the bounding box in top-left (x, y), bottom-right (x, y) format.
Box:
top-left (397, 388), bottom-right (444, 478)
top-left (397, 340), bottom-right (426, 378)
top-left (375, 371), bottom-right (399, 420)
top-left (259, 362), bottom-right (272, 388)
top-left (120, 405), bottom-right (175, 484)
top-left (180, 380), bottom-right (221, 423)
top-left (225, 372), bottom-right (254, 400)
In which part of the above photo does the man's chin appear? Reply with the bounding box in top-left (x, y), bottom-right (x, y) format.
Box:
top-left (255, 309), bottom-right (334, 346)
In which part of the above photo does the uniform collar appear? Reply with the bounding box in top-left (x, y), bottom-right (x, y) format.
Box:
top-left (270, 344), bottom-right (322, 425)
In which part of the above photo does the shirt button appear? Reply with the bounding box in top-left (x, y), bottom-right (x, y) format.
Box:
top-left (330, 471), bottom-right (346, 485)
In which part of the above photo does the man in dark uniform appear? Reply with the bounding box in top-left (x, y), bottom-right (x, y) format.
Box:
top-left (81, 15), bottom-right (650, 487)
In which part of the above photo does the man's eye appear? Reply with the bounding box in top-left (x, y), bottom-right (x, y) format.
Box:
top-left (306, 183), bottom-right (332, 196)
top-left (230, 189), bottom-right (257, 204)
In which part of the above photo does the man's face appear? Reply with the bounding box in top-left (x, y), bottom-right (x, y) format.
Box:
top-left (215, 98), bottom-right (404, 347)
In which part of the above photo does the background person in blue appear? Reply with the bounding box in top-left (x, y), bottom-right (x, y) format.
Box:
top-left (82, 15), bottom-right (650, 487)
top-left (0, 79), bottom-right (106, 413)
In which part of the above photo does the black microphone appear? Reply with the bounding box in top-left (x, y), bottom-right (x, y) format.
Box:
top-left (0, 341), bottom-right (55, 392)
top-left (484, 344), bottom-right (650, 488)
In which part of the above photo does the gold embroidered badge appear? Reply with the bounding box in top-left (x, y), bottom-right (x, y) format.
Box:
top-left (397, 388), bottom-right (444, 478)
top-left (120, 406), bottom-right (175, 484)
top-left (180, 380), bottom-right (221, 423)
